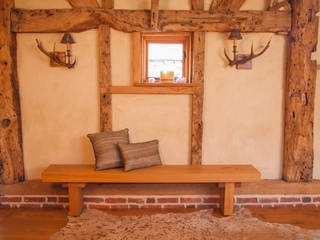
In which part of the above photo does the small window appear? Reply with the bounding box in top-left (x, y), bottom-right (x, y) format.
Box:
top-left (132, 32), bottom-right (191, 85)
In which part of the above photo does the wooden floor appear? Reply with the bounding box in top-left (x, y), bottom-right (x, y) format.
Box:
top-left (0, 207), bottom-right (320, 240)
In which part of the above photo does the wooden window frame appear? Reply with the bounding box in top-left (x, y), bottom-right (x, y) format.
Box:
top-left (132, 32), bottom-right (192, 86)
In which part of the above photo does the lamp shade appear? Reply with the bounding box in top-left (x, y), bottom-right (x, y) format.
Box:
top-left (61, 33), bottom-right (76, 44)
top-left (228, 29), bottom-right (243, 40)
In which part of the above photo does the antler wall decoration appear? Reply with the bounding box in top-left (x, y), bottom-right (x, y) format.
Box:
top-left (224, 29), bottom-right (271, 69)
top-left (35, 33), bottom-right (76, 69)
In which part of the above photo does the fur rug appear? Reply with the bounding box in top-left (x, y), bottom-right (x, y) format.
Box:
top-left (51, 209), bottom-right (320, 240)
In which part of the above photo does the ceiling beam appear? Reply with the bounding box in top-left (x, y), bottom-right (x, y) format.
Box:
top-left (209, 0), bottom-right (246, 12)
top-left (66, 0), bottom-right (99, 8)
top-left (11, 8), bottom-right (291, 33)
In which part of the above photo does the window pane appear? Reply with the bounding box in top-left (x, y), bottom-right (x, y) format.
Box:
top-left (148, 43), bottom-right (183, 79)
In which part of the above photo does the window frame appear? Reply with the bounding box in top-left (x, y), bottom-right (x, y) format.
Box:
top-left (132, 32), bottom-right (192, 85)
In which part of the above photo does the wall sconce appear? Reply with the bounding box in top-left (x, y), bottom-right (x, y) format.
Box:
top-left (35, 33), bottom-right (76, 69)
top-left (224, 29), bottom-right (271, 69)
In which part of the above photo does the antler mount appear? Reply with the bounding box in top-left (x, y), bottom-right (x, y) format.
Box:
top-left (35, 39), bottom-right (76, 69)
top-left (224, 40), bottom-right (271, 68)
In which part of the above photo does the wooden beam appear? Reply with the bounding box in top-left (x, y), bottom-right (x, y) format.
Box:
top-left (98, 25), bottom-right (112, 132)
top-left (11, 9), bottom-right (291, 33)
top-left (0, 0), bottom-right (24, 184)
top-left (191, 0), bottom-right (204, 10)
top-left (98, 0), bottom-right (113, 132)
top-left (66, 0), bottom-right (99, 8)
top-left (132, 32), bottom-right (142, 85)
top-left (191, 32), bottom-right (205, 165)
top-left (11, 9), bottom-right (149, 33)
top-left (150, 0), bottom-right (159, 30)
top-left (283, 0), bottom-right (319, 182)
top-left (190, 0), bottom-right (204, 166)
top-left (209, 0), bottom-right (246, 12)
top-left (159, 10), bottom-right (290, 33)
top-left (110, 86), bottom-right (195, 95)
top-left (101, 0), bottom-right (113, 9)
top-left (268, 1), bottom-right (291, 11)
top-left (267, 0), bottom-right (278, 9)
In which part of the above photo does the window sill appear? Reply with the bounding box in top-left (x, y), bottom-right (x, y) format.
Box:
top-left (134, 82), bottom-right (199, 87)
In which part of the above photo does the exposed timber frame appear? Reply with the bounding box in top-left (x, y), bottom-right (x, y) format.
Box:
top-left (0, 0), bottom-right (24, 184)
top-left (209, 0), bottom-right (246, 12)
top-left (66, 0), bottom-right (99, 8)
top-left (283, 0), bottom-right (319, 182)
top-left (1, 0), bottom-right (319, 183)
top-left (11, 9), bottom-right (291, 34)
top-left (98, 0), bottom-right (113, 132)
top-left (190, 0), bottom-right (205, 165)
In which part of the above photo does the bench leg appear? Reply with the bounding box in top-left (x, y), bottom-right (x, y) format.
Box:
top-left (64, 183), bottom-right (86, 217)
top-left (219, 183), bottom-right (235, 216)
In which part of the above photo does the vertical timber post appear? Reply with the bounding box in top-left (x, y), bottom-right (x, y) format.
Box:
top-left (283, 0), bottom-right (319, 182)
top-left (0, 0), bottom-right (24, 184)
top-left (191, 0), bottom-right (205, 165)
top-left (98, 0), bottom-right (114, 132)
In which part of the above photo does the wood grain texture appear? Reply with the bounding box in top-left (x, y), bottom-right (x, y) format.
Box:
top-left (191, 0), bottom-right (204, 10)
top-left (159, 10), bottom-right (290, 33)
top-left (110, 86), bottom-right (195, 95)
top-left (219, 183), bottom-right (235, 216)
top-left (268, 1), bottom-right (291, 11)
top-left (267, 0), bottom-right (278, 8)
top-left (66, 0), bottom-right (99, 8)
top-left (150, 0), bottom-right (159, 30)
top-left (191, 32), bottom-right (205, 165)
top-left (283, 0), bottom-right (319, 182)
top-left (134, 83), bottom-right (199, 87)
top-left (67, 183), bottom-right (86, 216)
top-left (42, 164), bottom-right (261, 183)
top-left (101, 0), bottom-right (113, 9)
top-left (98, 25), bottom-right (112, 132)
top-left (209, 0), bottom-right (246, 12)
top-left (11, 9), bottom-right (149, 33)
top-left (11, 9), bottom-right (291, 33)
top-left (0, 0), bottom-right (24, 184)
top-left (132, 32), bottom-right (142, 84)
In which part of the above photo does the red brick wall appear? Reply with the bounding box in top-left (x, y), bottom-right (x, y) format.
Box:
top-left (1, 194), bottom-right (320, 209)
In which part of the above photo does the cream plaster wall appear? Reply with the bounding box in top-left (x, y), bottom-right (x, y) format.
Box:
top-left (15, 0), bottom-right (320, 179)
top-left (203, 33), bottom-right (285, 179)
top-left (17, 31), bottom-right (99, 179)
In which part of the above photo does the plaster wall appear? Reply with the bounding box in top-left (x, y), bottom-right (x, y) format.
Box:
top-left (15, 0), bottom-right (320, 179)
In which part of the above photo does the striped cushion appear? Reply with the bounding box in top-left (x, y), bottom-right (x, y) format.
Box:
top-left (118, 140), bottom-right (162, 172)
top-left (87, 129), bottom-right (129, 170)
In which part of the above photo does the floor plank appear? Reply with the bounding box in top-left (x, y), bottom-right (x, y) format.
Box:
top-left (0, 207), bottom-right (319, 240)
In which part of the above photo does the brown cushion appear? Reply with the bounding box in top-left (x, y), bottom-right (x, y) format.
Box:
top-left (87, 129), bottom-right (129, 170)
top-left (118, 140), bottom-right (162, 172)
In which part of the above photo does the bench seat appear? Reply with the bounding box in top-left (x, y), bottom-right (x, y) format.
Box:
top-left (42, 164), bottom-right (261, 216)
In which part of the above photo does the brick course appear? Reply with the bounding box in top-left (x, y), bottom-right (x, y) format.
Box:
top-left (0, 194), bottom-right (318, 210)
top-left (105, 198), bottom-right (126, 203)
top-left (157, 198), bottom-right (178, 203)
top-left (236, 197), bottom-right (258, 204)
top-left (24, 197), bottom-right (46, 202)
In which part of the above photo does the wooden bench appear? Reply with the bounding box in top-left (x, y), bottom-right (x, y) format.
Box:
top-left (42, 164), bottom-right (261, 216)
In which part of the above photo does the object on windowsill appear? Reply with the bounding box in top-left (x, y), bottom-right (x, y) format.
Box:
top-left (35, 33), bottom-right (76, 69)
top-left (160, 71), bottom-right (174, 82)
top-left (224, 29), bottom-right (271, 69)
